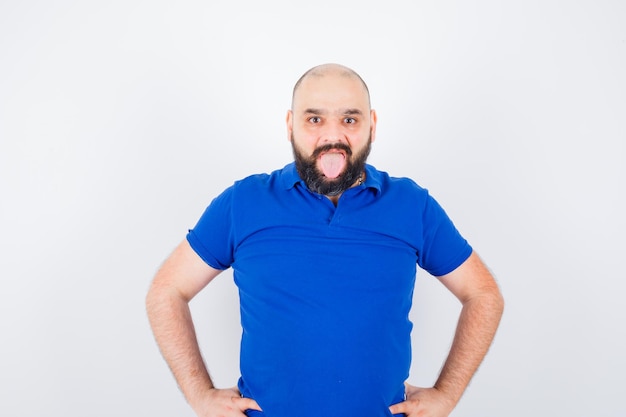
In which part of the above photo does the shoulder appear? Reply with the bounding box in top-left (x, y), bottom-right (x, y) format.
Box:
top-left (366, 165), bottom-right (431, 202)
top-left (224, 164), bottom-right (294, 206)
top-left (234, 164), bottom-right (294, 189)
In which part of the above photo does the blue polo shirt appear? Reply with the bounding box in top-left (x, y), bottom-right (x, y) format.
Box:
top-left (187, 163), bottom-right (472, 417)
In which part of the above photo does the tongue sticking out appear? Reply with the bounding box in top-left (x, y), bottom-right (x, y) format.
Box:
top-left (319, 152), bottom-right (346, 179)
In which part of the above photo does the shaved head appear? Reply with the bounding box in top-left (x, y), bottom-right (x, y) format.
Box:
top-left (287, 63), bottom-right (376, 199)
top-left (291, 63), bottom-right (371, 109)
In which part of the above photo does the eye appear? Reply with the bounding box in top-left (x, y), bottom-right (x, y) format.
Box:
top-left (308, 116), bottom-right (322, 124)
top-left (344, 117), bottom-right (356, 124)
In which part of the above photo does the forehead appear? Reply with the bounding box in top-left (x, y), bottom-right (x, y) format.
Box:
top-left (292, 72), bottom-right (370, 114)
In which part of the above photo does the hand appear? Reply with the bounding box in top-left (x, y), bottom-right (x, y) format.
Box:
top-left (388, 383), bottom-right (455, 417)
top-left (192, 386), bottom-right (262, 417)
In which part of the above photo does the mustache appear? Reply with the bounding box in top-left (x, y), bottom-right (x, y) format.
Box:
top-left (311, 143), bottom-right (353, 159)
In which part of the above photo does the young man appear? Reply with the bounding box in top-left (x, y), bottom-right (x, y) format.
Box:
top-left (146, 63), bottom-right (504, 417)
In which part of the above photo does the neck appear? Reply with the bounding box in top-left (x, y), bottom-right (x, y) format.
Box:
top-left (324, 171), bottom-right (365, 206)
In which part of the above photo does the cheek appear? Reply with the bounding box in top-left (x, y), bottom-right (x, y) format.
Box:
top-left (348, 132), bottom-right (369, 147)
top-left (293, 131), bottom-right (318, 148)
top-left (291, 135), bottom-right (316, 157)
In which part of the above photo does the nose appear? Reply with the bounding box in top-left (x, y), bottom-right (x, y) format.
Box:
top-left (320, 120), bottom-right (347, 145)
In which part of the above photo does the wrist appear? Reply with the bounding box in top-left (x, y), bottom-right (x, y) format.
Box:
top-left (432, 383), bottom-right (461, 409)
top-left (184, 379), bottom-right (215, 409)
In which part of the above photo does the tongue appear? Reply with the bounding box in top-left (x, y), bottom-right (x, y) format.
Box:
top-left (319, 152), bottom-right (346, 179)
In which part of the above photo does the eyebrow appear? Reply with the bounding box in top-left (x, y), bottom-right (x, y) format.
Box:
top-left (303, 108), bottom-right (364, 116)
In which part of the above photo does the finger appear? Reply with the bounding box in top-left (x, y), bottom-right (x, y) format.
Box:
top-left (391, 398), bottom-right (422, 416)
top-left (234, 397), bottom-right (262, 412)
top-left (388, 400), bottom-right (408, 415)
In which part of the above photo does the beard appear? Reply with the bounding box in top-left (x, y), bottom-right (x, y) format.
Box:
top-left (291, 135), bottom-right (372, 196)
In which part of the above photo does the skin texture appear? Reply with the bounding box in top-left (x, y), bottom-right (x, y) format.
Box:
top-left (388, 251), bottom-right (504, 416)
top-left (146, 64), bottom-right (504, 417)
top-left (146, 239), bottom-right (261, 416)
top-left (287, 64), bottom-right (377, 205)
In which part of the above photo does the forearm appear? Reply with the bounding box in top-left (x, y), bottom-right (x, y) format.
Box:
top-left (146, 285), bottom-right (214, 406)
top-left (434, 287), bottom-right (504, 406)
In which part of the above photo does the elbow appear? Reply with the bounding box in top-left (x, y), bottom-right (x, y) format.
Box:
top-left (145, 280), bottom-right (162, 320)
top-left (492, 283), bottom-right (504, 309)
top-left (145, 276), bottom-right (190, 321)
top-left (486, 282), bottom-right (505, 315)
top-left (145, 278), bottom-right (174, 318)
top-left (488, 286), bottom-right (505, 326)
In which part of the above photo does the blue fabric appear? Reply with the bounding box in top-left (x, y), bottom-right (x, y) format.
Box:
top-left (187, 163), bottom-right (472, 417)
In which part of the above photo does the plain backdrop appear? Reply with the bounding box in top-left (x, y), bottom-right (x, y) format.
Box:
top-left (1, 1), bottom-right (624, 416)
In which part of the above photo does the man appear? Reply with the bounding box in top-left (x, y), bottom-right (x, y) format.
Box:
top-left (146, 63), bottom-right (504, 417)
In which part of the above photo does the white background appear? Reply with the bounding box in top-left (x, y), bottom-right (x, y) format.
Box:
top-left (1, 1), bottom-right (624, 416)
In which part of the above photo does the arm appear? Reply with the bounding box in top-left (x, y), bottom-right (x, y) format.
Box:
top-left (390, 251), bottom-right (504, 417)
top-left (146, 239), bottom-right (261, 417)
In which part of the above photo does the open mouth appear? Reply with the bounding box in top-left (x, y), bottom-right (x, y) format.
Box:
top-left (318, 150), bottom-right (346, 179)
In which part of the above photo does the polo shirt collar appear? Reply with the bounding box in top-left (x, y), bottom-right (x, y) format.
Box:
top-left (281, 162), bottom-right (382, 195)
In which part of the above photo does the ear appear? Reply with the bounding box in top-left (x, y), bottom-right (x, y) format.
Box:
top-left (286, 110), bottom-right (293, 142)
top-left (369, 109), bottom-right (378, 143)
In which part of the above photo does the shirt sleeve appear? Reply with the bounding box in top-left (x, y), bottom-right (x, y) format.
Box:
top-left (186, 186), bottom-right (236, 270)
top-left (417, 193), bottom-right (473, 277)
